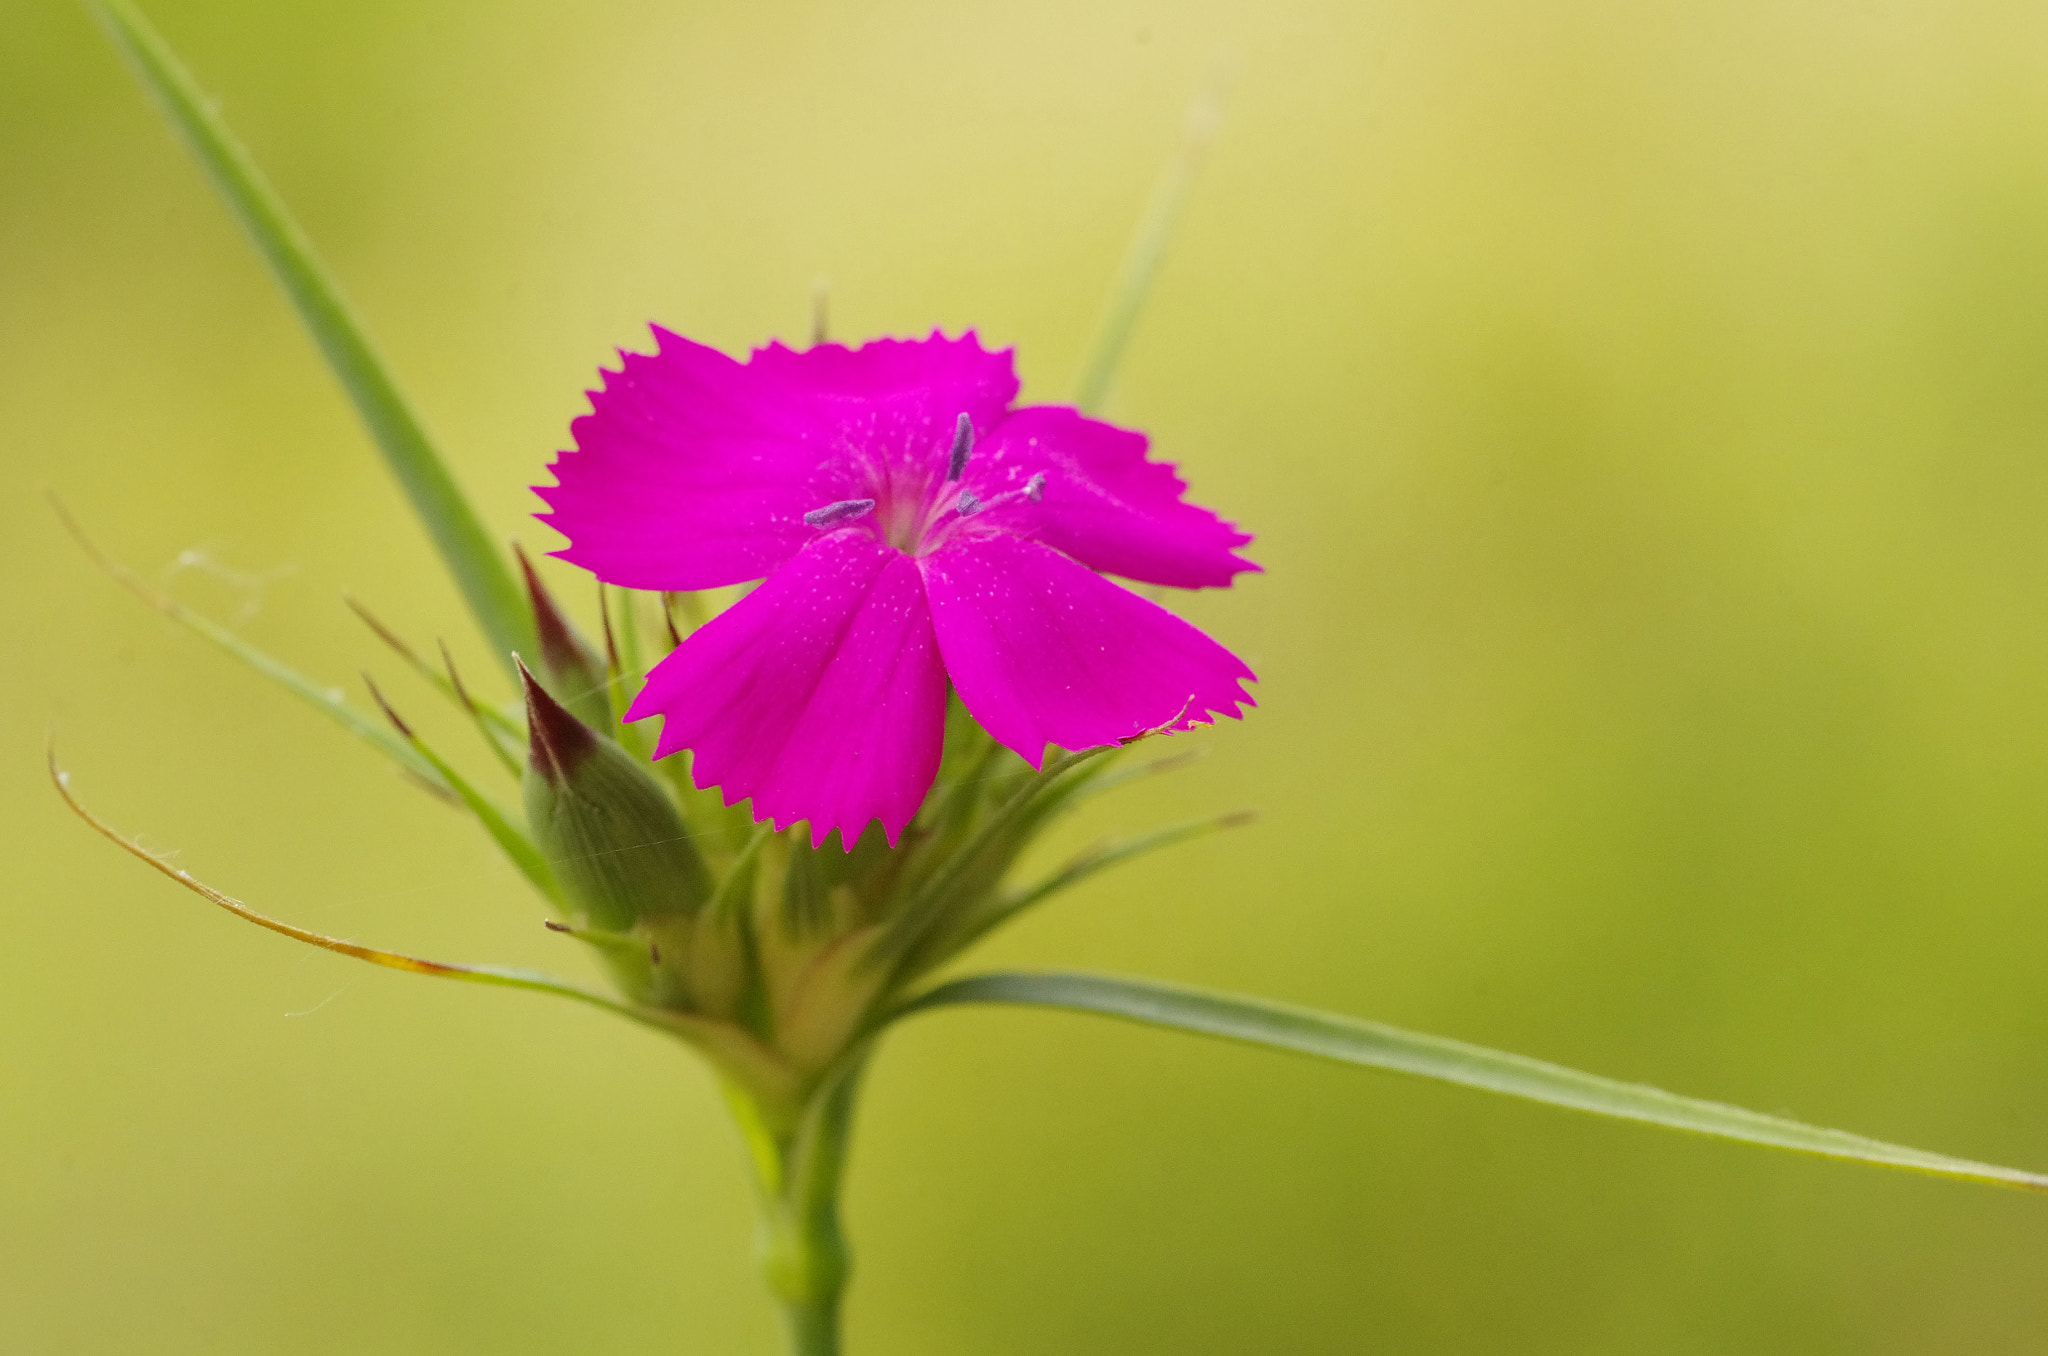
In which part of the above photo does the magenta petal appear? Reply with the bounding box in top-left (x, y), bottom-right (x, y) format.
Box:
top-left (750, 331), bottom-right (1021, 490)
top-left (626, 532), bottom-right (946, 848)
top-left (960, 405), bottom-right (1259, 589)
top-left (540, 330), bottom-right (1023, 591)
top-left (540, 330), bottom-right (840, 590)
top-left (749, 330), bottom-right (1018, 417)
top-left (919, 535), bottom-right (1257, 766)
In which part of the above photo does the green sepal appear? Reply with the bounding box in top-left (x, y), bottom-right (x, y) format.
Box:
top-left (941, 810), bottom-right (1255, 960)
top-left (520, 659), bottom-right (710, 932)
top-left (875, 744), bottom-right (1121, 982)
top-left (658, 751), bottom-right (759, 866)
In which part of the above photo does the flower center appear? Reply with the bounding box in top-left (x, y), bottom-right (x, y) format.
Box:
top-left (876, 491), bottom-right (930, 553)
top-left (798, 411), bottom-right (1047, 554)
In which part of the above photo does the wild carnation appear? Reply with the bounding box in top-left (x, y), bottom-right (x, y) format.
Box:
top-left (537, 330), bottom-right (1258, 846)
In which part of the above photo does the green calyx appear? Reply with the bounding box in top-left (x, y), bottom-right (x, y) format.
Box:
top-left (520, 658), bottom-right (710, 936)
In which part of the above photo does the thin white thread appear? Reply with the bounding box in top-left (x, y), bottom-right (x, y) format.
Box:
top-left (283, 984), bottom-right (350, 1018)
top-left (158, 546), bottom-right (298, 626)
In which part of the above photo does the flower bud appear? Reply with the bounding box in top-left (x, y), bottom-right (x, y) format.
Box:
top-left (520, 658), bottom-right (710, 932)
top-left (516, 543), bottom-right (613, 733)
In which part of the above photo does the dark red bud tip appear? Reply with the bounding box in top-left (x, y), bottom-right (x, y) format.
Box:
top-left (362, 672), bottom-right (414, 740)
top-left (518, 654), bottom-right (599, 784)
top-left (515, 542), bottom-right (601, 683)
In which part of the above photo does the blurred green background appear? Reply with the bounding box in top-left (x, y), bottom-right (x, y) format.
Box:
top-left (8, 0), bottom-right (2048, 1351)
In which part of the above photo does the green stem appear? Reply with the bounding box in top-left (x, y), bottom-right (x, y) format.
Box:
top-left (735, 1062), bottom-right (865, 1356)
top-left (778, 1294), bottom-right (840, 1356)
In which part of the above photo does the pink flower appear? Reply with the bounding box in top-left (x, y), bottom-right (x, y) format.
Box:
top-left (537, 329), bottom-right (1258, 848)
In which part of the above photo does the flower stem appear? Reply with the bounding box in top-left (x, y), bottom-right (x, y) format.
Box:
top-left (735, 1061), bottom-right (866, 1356)
top-left (776, 1291), bottom-right (842, 1356)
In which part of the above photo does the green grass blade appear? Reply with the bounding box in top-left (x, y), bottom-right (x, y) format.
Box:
top-left (1072, 67), bottom-right (1229, 414)
top-left (53, 495), bottom-right (448, 792)
top-left (901, 970), bottom-right (2048, 1194)
top-left (91, 0), bottom-right (535, 675)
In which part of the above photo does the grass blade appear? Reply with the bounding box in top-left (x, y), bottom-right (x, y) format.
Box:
top-left (901, 970), bottom-right (2048, 1194)
top-left (1072, 66), bottom-right (1230, 414)
top-left (91, 0), bottom-right (535, 674)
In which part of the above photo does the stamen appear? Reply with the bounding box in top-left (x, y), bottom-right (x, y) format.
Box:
top-left (946, 412), bottom-right (974, 481)
top-left (803, 498), bottom-right (876, 528)
top-left (956, 490), bottom-right (983, 517)
top-left (1025, 472), bottom-right (1046, 502)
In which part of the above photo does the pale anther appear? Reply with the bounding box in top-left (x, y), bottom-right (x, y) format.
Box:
top-left (803, 498), bottom-right (876, 528)
top-left (956, 490), bottom-right (983, 517)
top-left (946, 412), bottom-right (973, 481)
top-left (1025, 472), bottom-right (1046, 502)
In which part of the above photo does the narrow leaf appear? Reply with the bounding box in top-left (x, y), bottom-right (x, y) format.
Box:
top-left (543, 917), bottom-right (653, 964)
top-left (51, 738), bottom-right (657, 1035)
top-left (873, 746), bottom-right (1113, 976)
top-left (1063, 746), bottom-right (1207, 806)
top-left (50, 740), bottom-right (803, 1107)
top-left (901, 970), bottom-right (2048, 1194)
top-left (437, 638), bottom-right (525, 777)
top-left (363, 674), bottom-right (560, 905)
top-left (91, 0), bottom-right (535, 674)
top-left (344, 595), bottom-right (522, 741)
top-left (946, 811), bottom-right (1253, 957)
top-left (52, 494), bottom-right (447, 793)
top-left (1072, 66), bottom-right (1230, 414)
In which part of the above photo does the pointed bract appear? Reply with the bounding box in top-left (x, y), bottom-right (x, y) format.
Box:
top-left (516, 543), bottom-right (612, 732)
top-left (520, 659), bottom-right (710, 930)
top-left (521, 656), bottom-right (600, 785)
